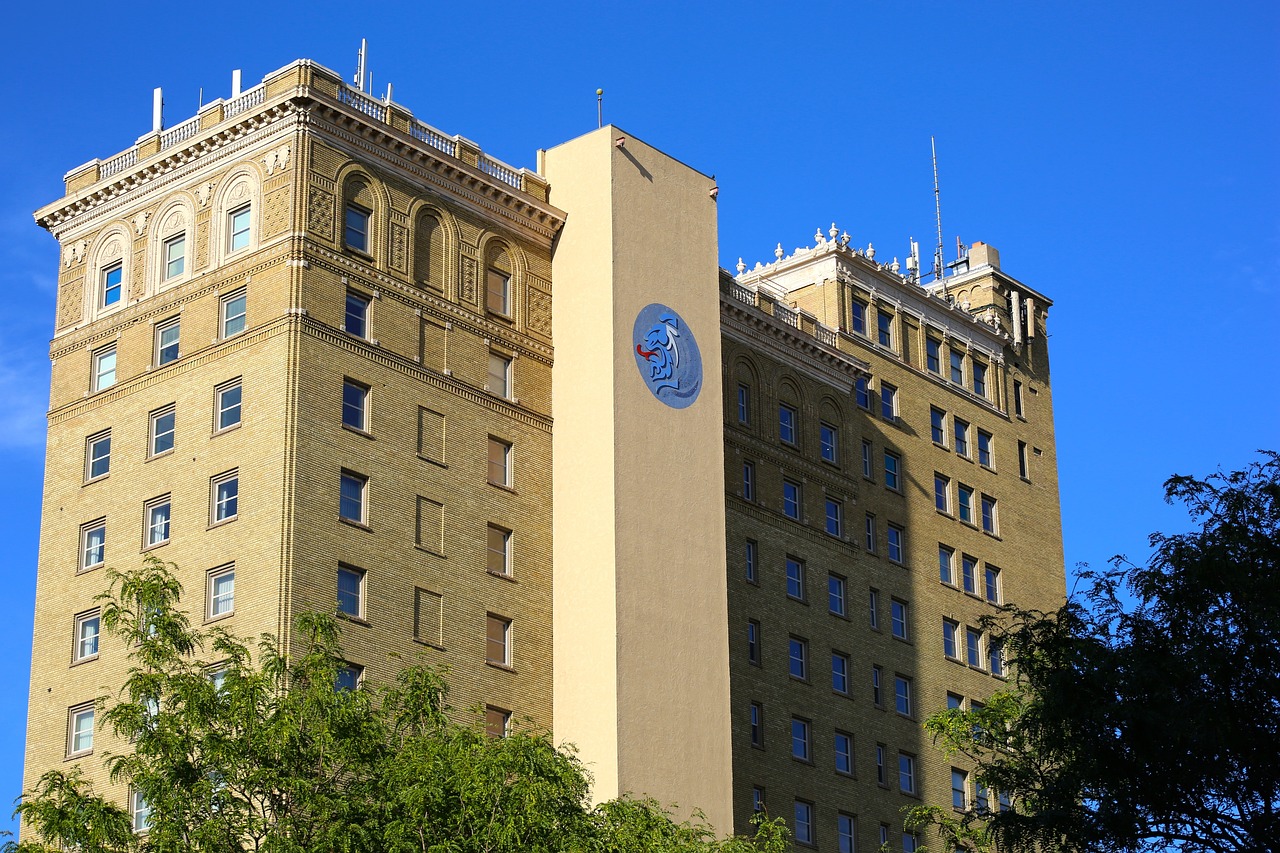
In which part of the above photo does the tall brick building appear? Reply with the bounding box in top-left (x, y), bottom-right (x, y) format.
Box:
top-left (26, 58), bottom-right (1064, 851)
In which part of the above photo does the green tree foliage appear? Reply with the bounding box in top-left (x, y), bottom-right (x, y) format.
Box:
top-left (9, 555), bottom-right (787, 853)
top-left (908, 452), bottom-right (1280, 853)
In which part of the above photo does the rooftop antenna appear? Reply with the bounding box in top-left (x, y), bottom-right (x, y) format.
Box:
top-left (354, 38), bottom-right (368, 93)
top-left (197, 87), bottom-right (204, 112)
top-left (931, 136), bottom-right (945, 283)
top-left (596, 89), bottom-right (603, 128)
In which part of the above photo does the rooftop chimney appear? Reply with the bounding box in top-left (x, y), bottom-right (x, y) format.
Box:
top-left (968, 241), bottom-right (1000, 270)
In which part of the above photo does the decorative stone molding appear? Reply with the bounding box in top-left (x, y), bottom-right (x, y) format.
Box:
top-left (307, 186), bottom-right (334, 239)
top-left (63, 240), bottom-right (87, 267)
top-left (131, 211), bottom-right (150, 236)
top-left (263, 142), bottom-right (291, 175)
top-left (460, 255), bottom-right (476, 304)
top-left (528, 288), bottom-right (551, 338)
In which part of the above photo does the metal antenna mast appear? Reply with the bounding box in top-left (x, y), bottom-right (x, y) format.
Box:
top-left (931, 136), bottom-right (944, 283)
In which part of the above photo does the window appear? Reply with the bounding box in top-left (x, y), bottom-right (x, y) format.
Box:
top-left (337, 565), bottom-right (365, 617)
top-left (413, 588), bottom-right (444, 647)
top-left (339, 471), bottom-right (367, 524)
top-left (68, 704), bottom-right (94, 756)
top-left (828, 574), bottom-right (846, 616)
top-left (981, 495), bottom-right (998, 534)
top-left (779, 403), bottom-right (797, 445)
top-left (871, 665), bottom-right (883, 706)
top-left (958, 485), bottom-right (975, 524)
top-left (149, 405), bottom-right (175, 457)
top-left (973, 361), bottom-right (988, 397)
top-left (880, 382), bottom-right (897, 420)
top-left (488, 437), bottom-right (512, 487)
top-left (91, 345), bottom-right (117, 392)
top-left (864, 512), bottom-right (876, 553)
top-left (895, 676), bottom-right (912, 716)
top-left (934, 474), bottom-right (950, 513)
top-left (943, 619), bottom-right (960, 659)
top-left (1018, 440), bottom-right (1030, 479)
top-left (835, 732), bottom-right (853, 775)
top-left (749, 701), bottom-right (763, 746)
top-left (220, 289), bottom-right (247, 337)
top-left (80, 521), bottom-right (105, 572)
top-left (163, 233), bottom-right (186, 280)
top-left (793, 800), bottom-right (814, 845)
top-left (831, 652), bottom-right (850, 694)
top-left (345, 291), bottom-right (370, 338)
top-left (963, 554), bottom-right (978, 594)
top-left (926, 337), bottom-right (941, 373)
top-left (486, 268), bottom-right (510, 316)
top-left (948, 692), bottom-right (965, 710)
top-left (876, 310), bottom-right (893, 348)
top-left (745, 539), bottom-right (758, 583)
top-left (891, 600), bottom-right (909, 640)
top-left (903, 831), bottom-right (919, 853)
top-left (155, 317), bottom-right (180, 365)
top-left (838, 814), bottom-right (856, 852)
top-left (899, 752), bottom-right (917, 794)
top-left (228, 204), bottom-right (251, 253)
top-left (791, 717), bottom-right (811, 762)
top-left (486, 706), bottom-right (511, 738)
top-left (851, 298), bottom-right (867, 334)
top-left (978, 430), bottom-right (993, 467)
top-left (130, 790), bottom-right (150, 833)
top-left (967, 628), bottom-right (983, 667)
top-left (487, 352), bottom-right (512, 399)
top-left (487, 524), bottom-right (512, 576)
top-left (747, 620), bottom-right (761, 666)
top-left (344, 204), bottom-right (371, 253)
top-left (752, 787), bottom-right (766, 814)
top-left (985, 565), bottom-right (1001, 604)
top-left (950, 349), bottom-right (965, 385)
top-left (999, 791), bottom-right (1013, 813)
top-left (145, 496), bottom-right (171, 548)
top-left (101, 262), bottom-right (123, 308)
top-left (342, 379), bottom-right (369, 431)
top-left (215, 379), bottom-right (242, 431)
top-left (211, 471), bottom-right (239, 524)
top-left (875, 745), bottom-right (886, 785)
top-left (825, 498), bottom-right (843, 537)
top-left (954, 418), bottom-right (970, 457)
top-left (930, 407), bottom-right (946, 444)
top-left (976, 782), bottom-right (992, 815)
top-left (990, 640), bottom-right (1005, 677)
top-left (336, 664), bottom-right (362, 691)
top-left (788, 637), bottom-right (808, 680)
top-left (416, 496), bottom-right (444, 553)
top-left (1014, 380), bottom-right (1024, 417)
top-left (868, 589), bottom-right (879, 630)
top-left (742, 461), bottom-right (755, 501)
top-left (855, 376), bottom-right (870, 409)
top-left (820, 423), bottom-right (838, 463)
top-left (74, 610), bottom-right (101, 662)
top-left (737, 384), bottom-right (750, 424)
top-left (486, 614), bottom-right (512, 666)
top-left (85, 430), bottom-right (111, 480)
top-left (786, 557), bottom-right (805, 600)
top-left (883, 450), bottom-right (901, 490)
top-left (887, 524), bottom-right (904, 564)
top-left (939, 545), bottom-right (955, 584)
top-left (861, 439), bottom-right (873, 479)
top-left (207, 565), bottom-right (235, 618)
top-left (782, 480), bottom-right (801, 520)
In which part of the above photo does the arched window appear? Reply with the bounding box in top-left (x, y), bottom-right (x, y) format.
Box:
top-left (90, 226), bottom-right (130, 318)
top-left (153, 200), bottom-right (193, 290)
top-left (343, 177), bottom-right (376, 256)
top-left (484, 242), bottom-right (513, 318)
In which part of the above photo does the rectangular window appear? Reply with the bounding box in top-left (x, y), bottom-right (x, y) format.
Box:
top-left (887, 524), bottom-right (904, 564)
top-left (926, 337), bottom-right (941, 373)
top-left (74, 610), bottom-right (101, 662)
top-left (934, 474), bottom-right (950, 513)
top-left (486, 268), bottom-right (510, 316)
top-left (786, 557), bottom-right (805, 600)
top-left (880, 382), bottom-right (897, 420)
top-left (220, 289), bottom-right (247, 337)
top-left (963, 554), bottom-right (978, 594)
top-left (855, 376), bottom-right (870, 409)
top-left (899, 752), bottom-right (917, 794)
top-left (1014, 380), bottom-right (1024, 417)
top-left (487, 524), bottom-right (512, 576)
top-left (747, 620), bottom-right (761, 666)
top-left (486, 614), bottom-right (512, 666)
top-left (883, 450), bottom-right (901, 490)
top-left (779, 403), bottom-right (797, 445)
top-left (782, 480), bottom-right (801, 520)
top-left (871, 664), bottom-right (883, 706)
top-left (415, 498), bottom-right (444, 565)
top-left (958, 485), bottom-right (975, 524)
top-left (344, 204), bottom-right (371, 253)
top-left (81, 520), bottom-right (106, 572)
top-left (820, 423), bottom-right (838, 463)
top-left (950, 350), bottom-right (965, 385)
top-left (838, 814), bottom-right (856, 852)
top-left (101, 262), bottom-right (122, 307)
top-left (745, 539), bottom-right (758, 583)
top-left (163, 233), bottom-right (186, 280)
top-left (336, 664), bottom-right (362, 692)
top-left (737, 384), bottom-right (750, 424)
top-left (794, 800), bottom-right (814, 845)
top-left (145, 496), bottom-right (170, 548)
top-left (891, 600), bottom-right (909, 640)
top-left (895, 675), bottom-right (912, 716)
top-left (211, 470), bottom-right (239, 524)
top-left (791, 717), bottom-right (811, 762)
top-left (861, 439), bottom-right (873, 479)
top-left (978, 430), bottom-right (993, 467)
top-left (990, 640), bottom-right (1005, 677)
top-left (985, 565), bottom-right (1001, 603)
top-left (215, 378), bottom-right (242, 432)
top-left (488, 352), bottom-right (512, 399)
top-left (131, 790), bottom-right (151, 833)
top-left (342, 379), bottom-right (369, 431)
top-left (930, 407), bottom-right (946, 444)
top-left (749, 701), bottom-right (763, 746)
top-left (828, 573), bottom-right (846, 616)
top-left (864, 512), bottom-right (876, 553)
top-left (825, 498), bottom-right (843, 537)
top-left (851, 299), bottom-right (867, 335)
top-left (207, 564), bottom-right (235, 618)
top-left (982, 495), bottom-right (998, 534)
top-left (345, 291), bottom-right (371, 338)
top-left (973, 361), bottom-right (988, 398)
top-left (149, 405), bottom-right (175, 457)
top-left (939, 545), bottom-right (955, 584)
top-left (1019, 440), bottom-right (1030, 479)
top-left (85, 430), bottom-right (111, 481)
top-left (68, 704), bottom-right (95, 756)
top-left (904, 831), bottom-right (919, 853)
top-left (999, 791), bottom-right (1013, 813)
top-left (337, 564), bottom-right (365, 618)
top-left (155, 317), bottom-right (180, 365)
top-left (876, 746), bottom-right (886, 786)
top-left (486, 706), bottom-right (511, 738)
top-left (948, 692), bottom-right (965, 710)
top-left (831, 652), bottom-right (850, 694)
top-left (414, 588), bottom-right (444, 647)
top-left (943, 619), bottom-right (959, 659)
top-left (835, 732), bottom-right (853, 775)
top-left (967, 627), bottom-right (983, 667)
top-left (339, 471), bottom-right (367, 524)
top-left (91, 345), bottom-right (117, 392)
top-left (228, 204), bottom-right (251, 252)
top-left (788, 636), bottom-right (808, 680)
top-left (954, 418), bottom-right (970, 457)
top-left (752, 787), bottom-right (766, 814)
top-left (877, 310), bottom-right (893, 348)
top-left (869, 589), bottom-right (879, 630)
top-left (742, 461), bottom-right (755, 501)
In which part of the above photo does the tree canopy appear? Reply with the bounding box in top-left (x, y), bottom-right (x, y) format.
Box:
top-left (909, 452), bottom-right (1280, 853)
top-left (9, 557), bottom-right (787, 853)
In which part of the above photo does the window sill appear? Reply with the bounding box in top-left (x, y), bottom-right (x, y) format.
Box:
top-left (83, 474), bottom-right (109, 487)
top-left (64, 751), bottom-right (94, 762)
top-left (414, 544), bottom-right (445, 559)
top-left (338, 517), bottom-right (372, 533)
top-left (983, 530), bottom-right (1002, 541)
top-left (485, 661), bottom-right (516, 674)
top-left (76, 565), bottom-right (103, 576)
top-left (487, 482), bottom-right (517, 495)
top-left (788, 676), bottom-right (810, 686)
top-left (147, 449), bottom-right (175, 462)
top-left (486, 569), bottom-right (517, 583)
top-left (413, 638), bottom-right (446, 651)
top-left (337, 612), bottom-right (370, 627)
top-left (786, 595), bottom-right (808, 606)
top-left (980, 464), bottom-right (995, 474)
top-left (417, 454), bottom-right (447, 468)
top-left (142, 540), bottom-right (170, 553)
top-left (204, 611), bottom-right (235, 625)
top-left (342, 424), bottom-right (375, 440)
top-left (212, 423), bottom-right (242, 438)
top-left (70, 655), bottom-right (98, 667)
top-left (207, 517), bottom-right (238, 531)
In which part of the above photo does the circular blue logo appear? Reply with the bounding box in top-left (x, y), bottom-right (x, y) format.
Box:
top-left (632, 303), bottom-right (702, 409)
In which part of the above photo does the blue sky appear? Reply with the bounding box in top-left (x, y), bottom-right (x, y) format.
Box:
top-left (1, 0), bottom-right (1276, 835)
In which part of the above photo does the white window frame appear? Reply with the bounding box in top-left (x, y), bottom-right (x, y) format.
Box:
top-left (149, 404), bottom-right (176, 457)
top-left (487, 524), bottom-right (512, 577)
top-left (144, 495), bottom-right (171, 549)
top-left (342, 378), bottom-right (369, 432)
top-left (344, 204), bottom-right (371, 254)
top-left (943, 619), bottom-right (960, 659)
top-left (228, 203), bottom-right (252, 254)
top-left (486, 613), bottom-right (512, 666)
top-left (891, 599), bottom-right (909, 640)
top-left (215, 378), bottom-right (242, 433)
top-left (210, 470), bottom-right (239, 525)
top-left (130, 790), bottom-right (151, 833)
top-left (487, 352), bottom-right (513, 399)
top-left (91, 345), bottom-right (117, 393)
top-left (899, 751), bottom-right (917, 794)
top-left (486, 267), bottom-right (511, 317)
top-left (68, 703), bottom-right (95, 756)
top-left (344, 290), bottom-right (371, 338)
top-left (162, 232), bottom-right (186, 281)
top-left (895, 675), bottom-right (912, 717)
top-left (154, 316), bottom-right (181, 366)
top-left (80, 519), bottom-right (106, 572)
top-left (100, 261), bottom-right (124, 308)
top-left (85, 429), bottom-right (111, 482)
top-left (339, 470), bottom-right (368, 524)
top-left (73, 609), bottom-right (101, 663)
top-left (337, 564), bottom-right (366, 619)
top-left (790, 717), bottom-right (811, 762)
top-left (207, 564), bottom-right (235, 619)
top-left (834, 731), bottom-right (853, 776)
top-left (488, 436), bottom-right (512, 487)
top-left (220, 289), bottom-right (247, 338)
top-left (793, 800), bottom-right (814, 845)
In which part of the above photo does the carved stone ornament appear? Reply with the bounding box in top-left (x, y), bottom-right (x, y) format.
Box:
top-left (390, 223), bottom-right (406, 271)
top-left (529, 288), bottom-right (551, 337)
top-left (460, 256), bottom-right (476, 303)
top-left (164, 210), bottom-right (185, 233)
top-left (63, 240), bottom-right (87, 268)
top-left (195, 182), bottom-right (213, 207)
top-left (231, 181), bottom-right (250, 202)
top-left (103, 239), bottom-right (121, 258)
top-left (308, 187), bottom-right (334, 240)
top-left (132, 211), bottom-right (150, 236)
top-left (263, 143), bottom-right (291, 176)
top-left (57, 280), bottom-right (83, 328)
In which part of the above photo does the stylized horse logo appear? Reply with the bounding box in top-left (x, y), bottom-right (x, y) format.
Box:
top-left (635, 312), bottom-right (681, 393)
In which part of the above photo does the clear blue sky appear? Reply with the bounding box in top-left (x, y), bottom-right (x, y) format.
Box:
top-left (1, 0), bottom-right (1276, 835)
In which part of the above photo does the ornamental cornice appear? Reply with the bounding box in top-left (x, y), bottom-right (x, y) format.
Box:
top-left (720, 298), bottom-right (870, 391)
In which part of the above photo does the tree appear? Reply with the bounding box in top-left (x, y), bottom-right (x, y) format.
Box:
top-left (908, 452), bottom-right (1280, 853)
top-left (9, 555), bottom-right (787, 853)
